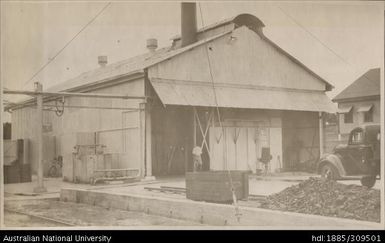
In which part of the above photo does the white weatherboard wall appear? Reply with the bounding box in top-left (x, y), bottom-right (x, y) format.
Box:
top-left (148, 26), bottom-right (327, 91)
top-left (209, 111), bottom-right (282, 173)
top-left (269, 117), bottom-right (283, 171)
top-left (338, 99), bottom-right (381, 134)
top-left (11, 79), bottom-right (144, 175)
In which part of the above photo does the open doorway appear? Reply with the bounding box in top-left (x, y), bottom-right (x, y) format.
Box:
top-left (151, 105), bottom-right (194, 176)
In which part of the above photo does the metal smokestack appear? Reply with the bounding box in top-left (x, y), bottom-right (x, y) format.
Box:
top-left (181, 2), bottom-right (197, 47)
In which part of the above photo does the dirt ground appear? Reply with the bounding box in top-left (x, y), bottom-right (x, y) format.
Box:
top-left (4, 199), bottom-right (202, 227)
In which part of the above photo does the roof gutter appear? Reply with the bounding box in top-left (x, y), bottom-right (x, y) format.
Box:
top-left (56, 70), bottom-right (144, 93)
top-left (332, 95), bottom-right (381, 103)
top-left (6, 71), bottom-right (145, 111)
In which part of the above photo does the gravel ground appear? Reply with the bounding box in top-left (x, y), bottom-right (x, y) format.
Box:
top-left (4, 211), bottom-right (68, 227)
top-left (4, 199), bottom-right (202, 227)
top-left (260, 177), bottom-right (381, 222)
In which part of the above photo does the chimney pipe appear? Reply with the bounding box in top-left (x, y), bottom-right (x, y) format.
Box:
top-left (98, 56), bottom-right (107, 67)
top-left (181, 2), bottom-right (197, 47)
top-left (146, 38), bottom-right (158, 53)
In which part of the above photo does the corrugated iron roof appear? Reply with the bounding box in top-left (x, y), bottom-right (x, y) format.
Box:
top-left (47, 31), bottom-right (232, 93)
top-left (47, 47), bottom-right (169, 92)
top-left (150, 78), bottom-right (336, 113)
top-left (6, 31), bottom-right (233, 110)
top-left (333, 68), bottom-right (381, 102)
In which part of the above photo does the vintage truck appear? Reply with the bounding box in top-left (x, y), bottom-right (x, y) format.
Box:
top-left (317, 124), bottom-right (381, 188)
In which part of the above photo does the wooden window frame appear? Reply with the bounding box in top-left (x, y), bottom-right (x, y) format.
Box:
top-left (364, 107), bottom-right (374, 123)
top-left (344, 110), bottom-right (353, 124)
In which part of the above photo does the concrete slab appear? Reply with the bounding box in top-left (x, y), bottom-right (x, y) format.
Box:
top-left (4, 199), bottom-right (203, 227)
top-left (7, 174), bottom-right (380, 200)
top-left (4, 176), bottom-right (188, 201)
top-left (4, 177), bottom-right (89, 200)
top-left (60, 187), bottom-right (383, 229)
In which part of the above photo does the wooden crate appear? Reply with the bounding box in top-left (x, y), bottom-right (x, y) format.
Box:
top-left (73, 154), bottom-right (104, 183)
top-left (20, 164), bottom-right (32, 183)
top-left (4, 164), bottom-right (21, 184)
top-left (185, 171), bottom-right (250, 203)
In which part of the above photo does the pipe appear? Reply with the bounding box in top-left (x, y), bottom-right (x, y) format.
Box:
top-left (33, 82), bottom-right (47, 193)
top-left (181, 2), bottom-right (197, 47)
top-left (3, 90), bottom-right (145, 99)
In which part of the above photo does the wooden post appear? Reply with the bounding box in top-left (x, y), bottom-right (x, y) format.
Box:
top-left (193, 107), bottom-right (197, 147)
top-left (33, 82), bottom-right (47, 193)
top-left (319, 111), bottom-right (324, 156)
top-left (139, 102), bottom-right (146, 178)
top-left (0, 68), bottom-right (4, 227)
top-left (145, 102), bottom-right (153, 178)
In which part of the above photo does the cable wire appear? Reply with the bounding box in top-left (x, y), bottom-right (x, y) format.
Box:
top-left (198, 3), bottom-right (242, 222)
top-left (277, 5), bottom-right (377, 85)
top-left (21, 2), bottom-right (112, 89)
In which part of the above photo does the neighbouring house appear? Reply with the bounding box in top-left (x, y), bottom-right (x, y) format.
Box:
top-left (6, 6), bottom-right (336, 178)
top-left (333, 68), bottom-right (381, 137)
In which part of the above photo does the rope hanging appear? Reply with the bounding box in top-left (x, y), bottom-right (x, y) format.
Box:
top-left (198, 3), bottom-right (242, 222)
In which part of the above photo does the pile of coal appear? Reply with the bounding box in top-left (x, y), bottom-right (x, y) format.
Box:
top-left (260, 177), bottom-right (380, 222)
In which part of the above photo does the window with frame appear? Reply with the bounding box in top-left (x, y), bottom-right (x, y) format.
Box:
top-left (344, 110), bottom-right (353, 123)
top-left (350, 130), bottom-right (364, 144)
top-left (364, 107), bottom-right (374, 122)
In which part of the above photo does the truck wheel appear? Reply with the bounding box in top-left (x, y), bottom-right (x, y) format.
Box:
top-left (320, 164), bottom-right (339, 180)
top-left (360, 176), bottom-right (376, 188)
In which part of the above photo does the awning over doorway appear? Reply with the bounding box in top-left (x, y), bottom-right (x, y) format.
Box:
top-left (357, 104), bottom-right (373, 112)
top-left (337, 105), bottom-right (353, 114)
top-left (150, 78), bottom-right (337, 113)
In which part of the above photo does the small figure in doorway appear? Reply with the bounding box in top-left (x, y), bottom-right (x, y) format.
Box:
top-left (258, 147), bottom-right (272, 176)
top-left (192, 146), bottom-right (203, 172)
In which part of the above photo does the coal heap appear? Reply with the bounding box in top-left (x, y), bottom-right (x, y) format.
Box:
top-left (260, 177), bottom-right (381, 222)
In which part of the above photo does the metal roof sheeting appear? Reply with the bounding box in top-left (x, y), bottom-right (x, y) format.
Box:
top-left (46, 31), bottom-right (232, 93)
top-left (150, 78), bottom-right (336, 113)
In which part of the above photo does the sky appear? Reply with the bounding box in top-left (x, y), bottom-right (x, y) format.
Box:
top-left (1, 1), bottom-right (384, 105)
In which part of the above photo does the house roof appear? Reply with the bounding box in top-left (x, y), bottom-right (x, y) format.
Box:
top-left (333, 68), bottom-right (381, 102)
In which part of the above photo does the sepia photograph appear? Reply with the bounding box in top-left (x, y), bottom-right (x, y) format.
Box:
top-left (0, 0), bottom-right (384, 232)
